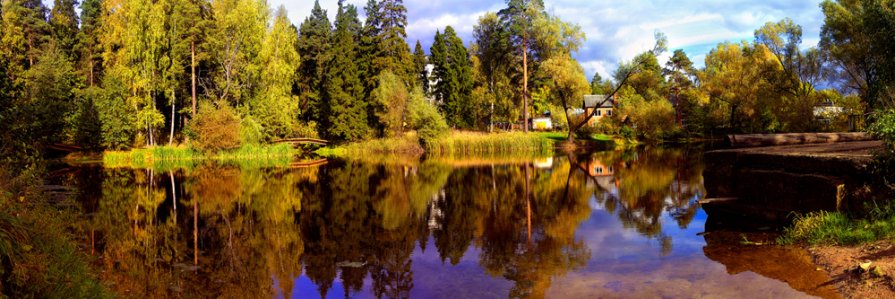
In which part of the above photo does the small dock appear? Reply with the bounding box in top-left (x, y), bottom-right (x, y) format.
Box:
top-left (702, 134), bottom-right (884, 223)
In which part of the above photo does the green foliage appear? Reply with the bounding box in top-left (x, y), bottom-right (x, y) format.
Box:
top-left (869, 109), bottom-right (895, 150)
top-left (207, 0), bottom-right (268, 106)
top-left (406, 87), bottom-right (448, 144)
top-left (0, 167), bottom-right (112, 298)
top-left (188, 102), bottom-right (242, 152)
top-left (412, 40), bottom-right (428, 91)
top-left (239, 115), bottom-right (263, 145)
top-left (21, 44), bottom-right (80, 147)
top-left (430, 26), bottom-right (474, 128)
top-left (820, 0), bottom-right (895, 109)
top-left (296, 0), bottom-right (331, 122)
top-left (77, 0), bottom-right (103, 86)
top-left (323, 2), bottom-right (369, 142)
top-left (424, 132), bottom-right (553, 156)
top-left (778, 203), bottom-right (895, 246)
top-left (253, 6), bottom-right (300, 140)
top-left (1, 0), bottom-right (51, 83)
top-left (372, 70), bottom-right (409, 137)
top-left (617, 87), bottom-right (677, 140)
top-left (49, 0), bottom-right (80, 60)
top-left (90, 77), bottom-right (136, 150)
top-left (72, 93), bottom-right (102, 151)
top-left (318, 133), bottom-right (423, 156)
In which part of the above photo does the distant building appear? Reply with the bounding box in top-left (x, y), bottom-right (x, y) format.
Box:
top-left (582, 94), bottom-right (616, 127)
top-left (813, 100), bottom-right (844, 121)
top-left (531, 117), bottom-right (553, 130)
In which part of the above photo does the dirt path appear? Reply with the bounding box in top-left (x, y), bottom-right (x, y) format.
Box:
top-left (809, 241), bottom-right (895, 298)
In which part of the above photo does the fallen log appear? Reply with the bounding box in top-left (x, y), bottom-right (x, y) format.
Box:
top-left (727, 132), bottom-right (874, 148)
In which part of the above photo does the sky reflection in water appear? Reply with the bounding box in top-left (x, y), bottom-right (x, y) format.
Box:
top-left (59, 147), bottom-right (835, 298)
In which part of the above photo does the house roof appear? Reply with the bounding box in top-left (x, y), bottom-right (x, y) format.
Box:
top-left (583, 95), bottom-right (614, 108)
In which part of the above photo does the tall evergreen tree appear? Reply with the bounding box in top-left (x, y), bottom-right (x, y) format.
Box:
top-left (1, 0), bottom-right (51, 83)
top-left (430, 26), bottom-right (474, 128)
top-left (49, 0), bottom-right (80, 60)
top-left (498, 0), bottom-right (546, 132)
top-left (323, 1), bottom-right (368, 141)
top-left (78, 0), bottom-right (102, 86)
top-left (412, 40), bottom-right (427, 92)
top-left (374, 0), bottom-right (413, 84)
top-left (296, 0), bottom-right (331, 123)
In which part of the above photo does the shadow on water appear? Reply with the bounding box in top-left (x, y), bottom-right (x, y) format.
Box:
top-left (49, 146), bottom-right (839, 298)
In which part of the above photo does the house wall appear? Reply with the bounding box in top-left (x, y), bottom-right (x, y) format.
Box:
top-left (586, 108), bottom-right (614, 126)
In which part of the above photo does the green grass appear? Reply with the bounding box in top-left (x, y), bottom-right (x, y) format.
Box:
top-left (104, 144), bottom-right (299, 169)
top-left (0, 167), bottom-right (112, 298)
top-left (425, 131), bottom-right (553, 156)
top-left (316, 133), bottom-right (425, 158)
top-left (778, 203), bottom-right (895, 245)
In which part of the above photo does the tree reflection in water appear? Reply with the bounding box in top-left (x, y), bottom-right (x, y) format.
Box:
top-left (63, 147), bottom-right (705, 298)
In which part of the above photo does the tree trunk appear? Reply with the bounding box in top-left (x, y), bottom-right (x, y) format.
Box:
top-left (169, 90), bottom-right (176, 145)
top-left (191, 41), bottom-right (197, 118)
top-left (727, 132), bottom-right (873, 148)
top-left (522, 36), bottom-right (529, 133)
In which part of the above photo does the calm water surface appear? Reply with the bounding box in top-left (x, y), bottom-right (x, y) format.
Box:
top-left (55, 147), bottom-right (839, 298)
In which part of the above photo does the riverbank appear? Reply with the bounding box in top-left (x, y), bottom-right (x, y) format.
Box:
top-left (776, 205), bottom-right (895, 298)
top-left (316, 130), bottom-right (632, 158)
top-left (103, 143), bottom-right (299, 169)
top-left (0, 166), bottom-right (112, 297)
top-left (317, 131), bottom-right (555, 157)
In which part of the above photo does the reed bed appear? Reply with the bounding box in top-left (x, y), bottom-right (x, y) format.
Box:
top-left (104, 144), bottom-right (298, 169)
top-left (424, 131), bottom-right (554, 156)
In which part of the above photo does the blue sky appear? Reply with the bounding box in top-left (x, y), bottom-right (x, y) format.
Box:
top-left (280, 0), bottom-right (826, 81)
top-left (47, 0), bottom-right (825, 80)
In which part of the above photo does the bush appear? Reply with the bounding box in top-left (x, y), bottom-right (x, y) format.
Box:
top-left (869, 109), bottom-right (895, 151)
top-left (406, 88), bottom-right (448, 144)
top-left (575, 124), bottom-right (599, 140)
top-left (292, 121), bottom-right (320, 139)
top-left (188, 102), bottom-right (242, 152)
top-left (239, 116), bottom-right (263, 145)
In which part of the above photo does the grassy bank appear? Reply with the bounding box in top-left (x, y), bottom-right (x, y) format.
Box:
top-left (316, 133), bottom-right (424, 157)
top-left (778, 203), bottom-right (895, 245)
top-left (317, 131), bottom-right (556, 158)
top-left (103, 144), bottom-right (298, 169)
top-left (425, 131), bottom-right (553, 156)
top-left (0, 166), bottom-right (112, 297)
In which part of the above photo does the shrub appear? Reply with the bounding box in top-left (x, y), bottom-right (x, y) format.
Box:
top-left (188, 102), bottom-right (242, 152)
top-left (240, 116), bottom-right (264, 145)
top-left (406, 88), bottom-right (448, 144)
top-left (869, 109), bottom-right (895, 151)
top-left (292, 121), bottom-right (320, 139)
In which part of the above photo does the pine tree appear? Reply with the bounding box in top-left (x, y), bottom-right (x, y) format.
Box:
top-left (374, 0), bottom-right (413, 84)
top-left (323, 1), bottom-right (369, 141)
top-left (430, 26), bottom-right (474, 128)
top-left (412, 40), bottom-right (427, 92)
top-left (429, 30), bottom-right (445, 100)
top-left (296, 0), bottom-right (331, 123)
top-left (1, 0), bottom-right (51, 83)
top-left (498, 0), bottom-right (546, 132)
top-left (78, 0), bottom-right (102, 86)
top-left (49, 0), bottom-right (80, 60)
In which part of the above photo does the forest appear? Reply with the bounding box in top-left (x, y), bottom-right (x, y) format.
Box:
top-left (0, 0), bottom-right (894, 159)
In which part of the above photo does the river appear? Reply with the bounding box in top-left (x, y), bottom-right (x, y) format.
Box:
top-left (49, 146), bottom-right (840, 298)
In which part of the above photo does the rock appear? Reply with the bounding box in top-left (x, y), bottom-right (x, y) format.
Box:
top-left (860, 262), bottom-right (873, 272)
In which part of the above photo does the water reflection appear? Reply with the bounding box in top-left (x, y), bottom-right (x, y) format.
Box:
top-left (53, 147), bottom-right (835, 298)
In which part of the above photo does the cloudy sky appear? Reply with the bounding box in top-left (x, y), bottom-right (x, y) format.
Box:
top-left (279, 0), bottom-right (826, 81)
top-left (45, 0), bottom-right (825, 80)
